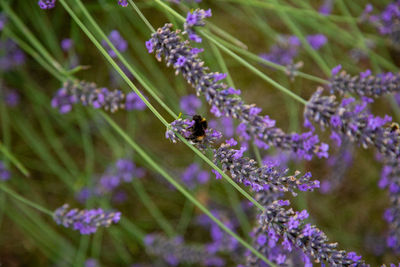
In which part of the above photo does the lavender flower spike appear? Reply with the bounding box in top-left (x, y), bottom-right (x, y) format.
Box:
top-left (214, 140), bottom-right (320, 195)
top-left (53, 204), bottom-right (121, 234)
top-left (259, 200), bottom-right (367, 266)
top-left (148, 23), bottom-right (328, 160)
top-left (305, 87), bottom-right (400, 160)
top-left (330, 67), bottom-right (400, 97)
top-left (52, 80), bottom-right (139, 113)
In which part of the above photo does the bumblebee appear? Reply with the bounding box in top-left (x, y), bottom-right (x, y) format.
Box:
top-left (188, 115), bottom-right (208, 143)
top-left (390, 122), bottom-right (400, 134)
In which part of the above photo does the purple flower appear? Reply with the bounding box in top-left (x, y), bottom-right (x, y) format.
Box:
top-left (260, 35), bottom-right (300, 66)
top-left (183, 9), bottom-right (212, 43)
top-left (363, 2), bottom-right (400, 46)
top-left (331, 64), bottom-right (342, 76)
top-left (38, 0), bottom-right (56, 9)
top-left (257, 234), bottom-right (267, 246)
top-left (319, 0), bottom-right (333, 15)
top-left (75, 187), bottom-right (91, 204)
top-left (118, 0), bottom-right (128, 7)
top-left (180, 94), bottom-right (201, 114)
top-left (96, 158), bottom-right (144, 194)
top-left (0, 39), bottom-right (26, 71)
top-left (145, 40), bottom-right (154, 53)
top-left (51, 87), bottom-right (77, 114)
top-left (102, 30), bottom-right (127, 58)
top-left (175, 56), bottom-right (187, 67)
top-left (85, 258), bottom-right (99, 267)
top-left (190, 47), bottom-right (204, 54)
top-left (0, 161), bottom-right (11, 181)
top-left (61, 38), bottom-right (73, 52)
top-left (212, 169), bottom-right (222, 180)
top-left (181, 163), bottom-right (210, 188)
top-left (125, 92), bottom-right (146, 111)
top-left (225, 138), bottom-right (237, 147)
top-left (2, 89), bottom-right (20, 107)
top-left (53, 204), bottom-right (121, 234)
top-left (306, 34), bottom-right (327, 50)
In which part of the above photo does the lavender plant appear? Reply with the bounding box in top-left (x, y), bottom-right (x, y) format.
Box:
top-left (53, 204), bottom-right (121, 234)
top-left (51, 80), bottom-right (145, 113)
top-left (330, 66), bottom-right (400, 97)
top-left (2, 0), bottom-right (400, 265)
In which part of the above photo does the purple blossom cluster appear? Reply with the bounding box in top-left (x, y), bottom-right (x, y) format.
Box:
top-left (118, 0), bottom-right (128, 7)
top-left (196, 210), bottom-right (239, 256)
top-left (184, 8), bottom-right (212, 43)
top-left (257, 200), bottom-right (366, 266)
top-left (144, 233), bottom-right (224, 266)
top-left (38, 0), bottom-right (56, 9)
top-left (181, 163), bottom-right (209, 188)
top-left (147, 23), bottom-right (328, 160)
top-left (53, 204), bottom-right (121, 234)
top-left (318, 0), bottom-right (334, 16)
top-left (246, 224), bottom-right (315, 266)
top-left (260, 34), bottom-right (326, 67)
top-left (214, 140), bottom-right (320, 194)
top-left (180, 94), bottom-right (202, 114)
top-left (97, 158), bottom-right (145, 194)
top-left (208, 117), bottom-right (234, 138)
top-left (363, 1), bottom-right (400, 46)
top-left (101, 30), bottom-right (128, 58)
top-left (306, 34), bottom-right (328, 50)
top-left (61, 38), bottom-right (73, 52)
top-left (51, 80), bottom-right (146, 114)
top-left (259, 35), bottom-right (301, 66)
top-left (76, 158), bottom-right (145, 202)
top-left (85, 258), bottom-right (99, 267)
top-left (0, 161), bottom-right (11, 181)
top-left (330, 66), bottom-right (400, 97)
top-left (0, 39), bottom-right (26, 71)
top-left (0, 88), bottom-right (20, 107)
top-left (305, 87), bottom-right (399, 158)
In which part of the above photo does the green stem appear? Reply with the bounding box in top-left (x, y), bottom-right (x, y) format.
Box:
top-left (0, 184), bottom-right (53, 216)
top-left (0, 140), bottom-right (30, 177)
